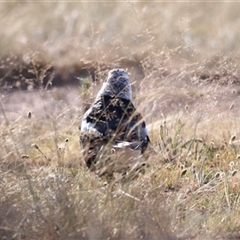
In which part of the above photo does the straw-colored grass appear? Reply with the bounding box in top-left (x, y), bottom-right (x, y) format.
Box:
top-left (1, 2), bottom-right (240, 239)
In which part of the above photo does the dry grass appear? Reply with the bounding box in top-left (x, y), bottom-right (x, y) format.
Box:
top-left (1, 2), bottom-right (240, 240)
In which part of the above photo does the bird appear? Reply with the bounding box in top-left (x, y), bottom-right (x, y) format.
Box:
top-left (79, 68), bottom-right (150, 172)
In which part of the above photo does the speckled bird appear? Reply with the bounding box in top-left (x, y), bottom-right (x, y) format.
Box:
top-left (79, 69), bottom-right (150, 170)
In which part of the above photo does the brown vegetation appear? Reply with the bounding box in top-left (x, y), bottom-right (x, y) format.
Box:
top-left (1, 2), bottom-right (240, 240)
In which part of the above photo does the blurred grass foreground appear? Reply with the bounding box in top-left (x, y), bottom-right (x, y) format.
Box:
top-left (1, 2), bottom-right (240, 240)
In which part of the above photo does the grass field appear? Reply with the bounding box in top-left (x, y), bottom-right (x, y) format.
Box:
top-left (1, 2), bottom-right (240, 239)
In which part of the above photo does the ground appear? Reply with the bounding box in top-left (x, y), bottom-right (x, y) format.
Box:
top-left (1, 2), bottom-right (240, 240)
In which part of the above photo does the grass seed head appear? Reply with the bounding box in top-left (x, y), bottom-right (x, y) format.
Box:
top-left (229, 104), bottom-right (234, 110)
top-left (181, 169), bottom-right (187, 177)
top-left (27, 111), bottom-right (32, 119)
top-left (232, 170), bottom-right (238, 176)
top-left (230, 135), bottom-right (236, 143)
top-left (31, 143), bottom-right (39, 150)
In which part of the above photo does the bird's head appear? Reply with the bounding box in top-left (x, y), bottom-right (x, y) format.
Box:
top-left (96, 69), bottom-right (132, 100)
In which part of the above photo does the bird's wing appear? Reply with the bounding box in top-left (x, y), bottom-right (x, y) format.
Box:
top-left (81, 95), bottom-right (149, 142)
